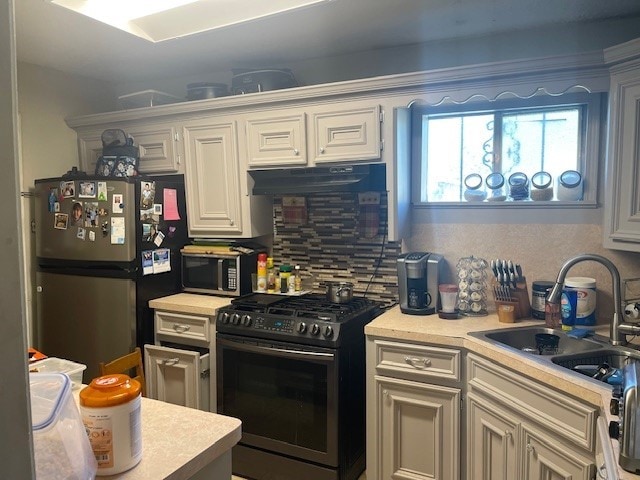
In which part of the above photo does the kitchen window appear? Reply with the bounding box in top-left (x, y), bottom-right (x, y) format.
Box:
top-left (411, 92), bottom-right (603, 206)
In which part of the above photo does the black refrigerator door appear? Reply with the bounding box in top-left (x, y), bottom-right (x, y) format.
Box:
top-left (36, 271), bottom-right (136, 381)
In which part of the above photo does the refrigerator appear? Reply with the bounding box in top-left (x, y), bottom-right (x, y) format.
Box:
top-left (34, 174), bottom-right (188, 380)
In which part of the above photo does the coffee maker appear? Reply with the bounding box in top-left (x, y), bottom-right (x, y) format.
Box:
top-left (397, 252), bottom-right (444, 315)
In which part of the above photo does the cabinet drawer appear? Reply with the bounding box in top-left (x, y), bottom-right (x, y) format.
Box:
top-left (373, 339), bottom-right (461, 383)
top-left (155, 311), bottom-right (211, 346)
top-left (467, 352), bottom-right (597, 451)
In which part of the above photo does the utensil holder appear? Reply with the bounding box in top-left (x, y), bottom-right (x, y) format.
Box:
top-left (492, 279), bottom-right (531, 320)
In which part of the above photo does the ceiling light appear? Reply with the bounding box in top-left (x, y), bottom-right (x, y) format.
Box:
top-left (46, 0), bottom-right (334, 42)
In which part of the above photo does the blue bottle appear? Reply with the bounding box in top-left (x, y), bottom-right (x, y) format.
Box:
top-left (561, 289), bottom-right (577, 331)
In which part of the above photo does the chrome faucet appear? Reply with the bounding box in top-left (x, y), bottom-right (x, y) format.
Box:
top-left (547, 253), bottom-right (637, 346)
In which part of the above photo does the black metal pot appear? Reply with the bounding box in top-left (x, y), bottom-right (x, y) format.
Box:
top-left (231, 69), bottom-right (297, 95)
top-left (186, 82), bottom-right (228, 100)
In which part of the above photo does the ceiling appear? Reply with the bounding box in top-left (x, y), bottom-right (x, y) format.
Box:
top-left (15, 0), bottom-right (640, 84)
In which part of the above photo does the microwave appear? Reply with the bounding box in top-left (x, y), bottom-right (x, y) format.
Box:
top-left (181, 250), bottom-right (256, 297)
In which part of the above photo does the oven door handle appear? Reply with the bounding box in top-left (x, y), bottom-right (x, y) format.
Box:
top-left (218, 338), bottom-right (335, 362)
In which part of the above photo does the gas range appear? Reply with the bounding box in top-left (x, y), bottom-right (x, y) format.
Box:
top-left (216, 293), bottom-right (382, 347)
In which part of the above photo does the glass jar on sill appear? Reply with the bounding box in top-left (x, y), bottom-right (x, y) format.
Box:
top-left (530, 171), bottom-right (554, 201)
top-left (485, 172), bottom-right (506, 202)
top-left (508, 172), bottom-right (530, 201)
top-left (557, 170), bottom-right (583, 201)
top-left (463, 173), bottom-right (487, 202)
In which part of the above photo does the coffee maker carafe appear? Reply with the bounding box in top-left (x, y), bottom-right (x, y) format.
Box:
top-left (397, 252), bottom-right (444, 315)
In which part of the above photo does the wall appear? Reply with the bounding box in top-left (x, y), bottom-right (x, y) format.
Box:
top-left (271, 193), bottom-right (400, 305)
top-left (407, 220), bottom-right (640, 325)
top-left (113, 18), bottom-right (640, 99)
top-left (0, 0), bottom-right (33, 475)
top-left (17, 62), bottom-right (116, 342)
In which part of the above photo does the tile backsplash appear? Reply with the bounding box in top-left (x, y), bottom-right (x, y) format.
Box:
top-left (271, 192), bottom-right (400, 306)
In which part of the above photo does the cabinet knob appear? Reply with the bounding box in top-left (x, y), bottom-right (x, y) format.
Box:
top-left (319, 147), bottom-right (325, 154)
top-left (504, 431), bottom-right (512, 439)
top-left (173, 323), bottom-right (190, 333)
top-left (162, 358), bottom-right (180, 366)
top-left (526, 443), bottom-right (535, 454)
top-left (293, 149), bottom-right (299, 155)
top-left (404, 356), bottom-right (431, 369)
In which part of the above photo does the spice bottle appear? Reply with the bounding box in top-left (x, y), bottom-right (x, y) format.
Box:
top-left (485, 173), bottom-right (506, 202)
top-left (79, 374), bottom-right (142, 475)
top-left (288, 268), bottom-right (297, 293)
top-left (279, 264), bottom-right (292, 293)
top-left (256, 253), bottom-right (267, 292)
top-left (266, 257), bottom-right (276, 293)
top-left (531, 171), bottom-right (553, 201)
top-left (294, 265), bottom-right (302, 292)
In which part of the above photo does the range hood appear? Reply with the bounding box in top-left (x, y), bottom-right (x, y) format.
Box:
top-left (250, 164), bottom-right (386, 195)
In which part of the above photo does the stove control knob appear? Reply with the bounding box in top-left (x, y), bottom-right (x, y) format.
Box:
top-left (610, 398), bottom-right (621, 416)
top-left (231, 313), bottom-right (241, 325)
top-left (609, 421), bottom-right (621, 440)
top-left (219, 312), bottom-right (230, 324)
top-left (323, 326), bottom-right (333, 338)
top-left (297, 322), bottom-right (307, 334)
top-left (311, 324), bottom-right (320, 336)
top-left (241, 314), bottom-right (252, 327)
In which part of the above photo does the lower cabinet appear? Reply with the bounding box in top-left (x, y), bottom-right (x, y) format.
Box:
top-left (145, 308), bottom-right (216, 412)
top-left (466, 352), bottom-right (597, 480)
top-left (144, 344), bottom-right (210, 411)
top-left (366, 338), bottom-right (462, 480)
top-left (467, 393), bottom-right (594, 480)
top-left (375, 376), bottom-right (460, 480)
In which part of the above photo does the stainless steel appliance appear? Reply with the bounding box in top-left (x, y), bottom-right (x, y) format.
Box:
top-left (609, 362), bottom-right (640, 473)
top-left (34, 174), bottom-right (187, 380)
top-left (181, 248), bottom-right (256, 296)
top-left (216, 293), bottom-right (382, 480)
top-left (397, 252), bottom-right (444, 315)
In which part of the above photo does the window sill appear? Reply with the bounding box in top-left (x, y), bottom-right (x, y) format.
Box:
top-left (413, 200), bottom-right (597, 209)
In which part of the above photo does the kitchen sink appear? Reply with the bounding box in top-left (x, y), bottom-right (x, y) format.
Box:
top-left (552, 348), bottom-right (640, 370)
top-left (470, 326), bottom-right (605, 356)
top-left (470, 325), bottom-right (640, 385)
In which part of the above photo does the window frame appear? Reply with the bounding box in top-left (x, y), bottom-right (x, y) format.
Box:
top-left (410, 92), bottom-right (604, 208)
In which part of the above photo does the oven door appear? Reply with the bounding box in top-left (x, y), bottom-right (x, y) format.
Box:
top-left (217, 333), bottom-right (338, 466)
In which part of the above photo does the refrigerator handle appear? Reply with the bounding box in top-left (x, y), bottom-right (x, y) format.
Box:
top-left (217, 259), bottom-right (224, 292)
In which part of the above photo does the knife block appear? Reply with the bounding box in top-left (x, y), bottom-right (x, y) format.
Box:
top-left (493, 279), bottom-right (531, 320)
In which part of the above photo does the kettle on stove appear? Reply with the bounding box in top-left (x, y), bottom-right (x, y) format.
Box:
top-left (397, 252), bottom-right (444, 315)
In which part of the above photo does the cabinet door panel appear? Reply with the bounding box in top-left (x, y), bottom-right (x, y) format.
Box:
top-left (604, 75), bottom-right (640, 250)
top-left (246, 114), bottom-right (307, 167)
top-left (144, 344), bottom-right (209, 411)
top-left (376, 376), bottom-right (459, 480)
top-left (312, 105), bottom-right (381, 164)
top-left (467, 393), bottom-right (518, 480)
top-left (127, 124), bottom-right (180, 173)
top-left (183, 121), bottom-right (243, 235)
top-left (521, 426), bottom-right (594, 480)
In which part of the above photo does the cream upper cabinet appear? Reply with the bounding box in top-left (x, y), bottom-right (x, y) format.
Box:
top-left (245, 113), bottom-right (307, 167)
top-left (182, 117), bottom-right (272, 238)
top-left (603, 38), bottom-right (640, 252)
top-left (243, 102), bottom-right (383, 168)
top-left (310, 104), bottom-right (382, 164)
top-left (366, 339), bottom-right (461, 480)
top-left (77, 122), bottom-right (182, 175)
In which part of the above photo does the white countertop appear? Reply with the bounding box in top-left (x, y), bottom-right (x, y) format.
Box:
top-left (365, 306), bottom-right (635, 480)
top-left (74, 392), bottom-right (241, 480)
top-left (149, 293), bottom-right (231, 316)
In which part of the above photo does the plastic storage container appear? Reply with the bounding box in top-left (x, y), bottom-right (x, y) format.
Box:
top-left (508, 172), bottom-right (530, 200)
top-left (30, 357), bottom-right (87, 389)
top-left (531, 280), bottom-right (555, 320)
top-left (31, 373), bottom-right (97, 480)
top-left (564, 277), bottom-right (597, 327)
top-left (531, 171), bottom-right (554, 201)
top-left (80, 374), bottom-right (143, 476)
